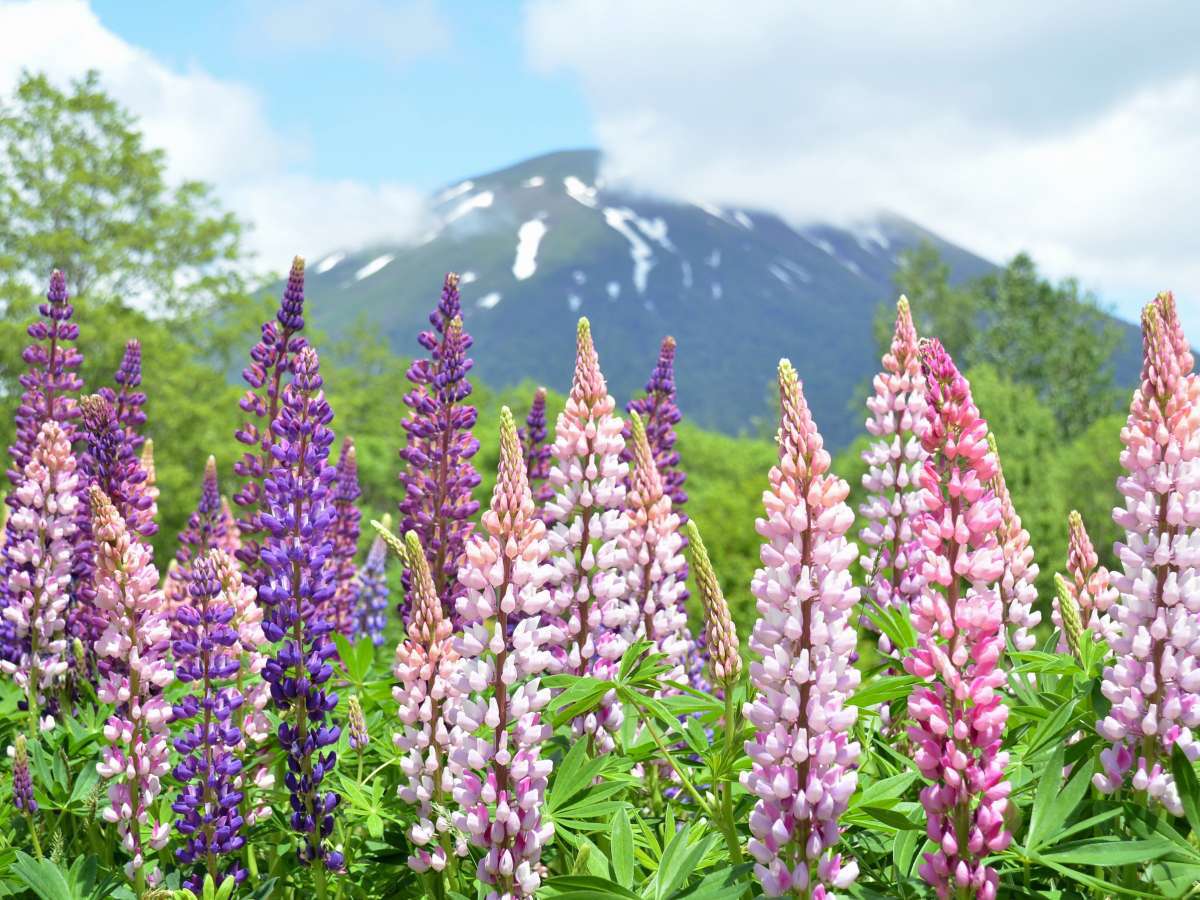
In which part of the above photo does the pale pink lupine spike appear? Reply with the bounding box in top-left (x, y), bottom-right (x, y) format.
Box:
top-left (1094, 294), bottom-right (1200, 817)
top-left (404, 530), bottom-right (449, 646)
top-left (628, 411), bottom-right (664, 505)
top-left (743, 359), bottom-right (861, 897)
top-left (906, 339), bottom-right (1010, 900)
top-left (543, 324), bottom-right (631, 752)
top-left (988, 433), bottom-right (1041, 651)
top-left (1056, 510), bottom-right (1117, 645)
top-left (487, 406), bottom-right (537, 536)
top-left (89, 485), bottom-right (174, 888)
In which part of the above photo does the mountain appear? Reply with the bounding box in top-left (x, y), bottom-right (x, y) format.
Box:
top-left (303, 149), bottom-right (1130, 448)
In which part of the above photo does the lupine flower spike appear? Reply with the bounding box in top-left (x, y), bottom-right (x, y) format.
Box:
top-left (905, 339), bottom-right (1011, 900)
top-left (354, 513), bottom-right (392, 645)
top-left (232, 256), bottom-right (308, 591)
top-left (80, 394), bottom-right (156, 538)
top-left (397, 274), bottom-right (481, 623)
top-left (257, 346), bottom-right (344, 871)
top-left (99, 339), bottom-right (147, 445)
top-left (2, 271), bottom-right (86, 664)
top-left (170, 551), bottom-right (251, 891)
top-left (1054, 574), bottom-right (1087, 665)
top-left (9, 734), bottom-right (41, 857)
top-left (1054, 511), bottom-right (1118, 647)
top-left (1094, 293), bottom-right (1200, 816)
top-left (624, 335), bottom-right (688, 514)
top-left (393, 529), bottom-right (462, 875)
top-left (520, 387), bottom-right (554, 509)
top-left (743, 359), bottom-right (861, 898)
top-left (452, 407), bottom-right (556, 898)
top-left (989, 434), bottom-right (1041, 651)
top-left (91, 487), bottom-right (174, 890)
top-left (544, 318), bottom-right (631, 752)
top-left (620, 411), bottom-right (690, 685)
top-left (686, 520), bottom-right (741, 690)
top-left (168, 456), bottom-right (228, 619)
top-left (859, 296), bottom-right (927, 656)
top-left (330, 437), bottom-right (362, 634)
top-left (0, 421), bottom-right (79, 731)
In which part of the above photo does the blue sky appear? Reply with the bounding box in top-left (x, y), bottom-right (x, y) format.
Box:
top-left (91, 0), bottom-right (594, 189)
top-left (0, 0), bottom-right (1197, 333)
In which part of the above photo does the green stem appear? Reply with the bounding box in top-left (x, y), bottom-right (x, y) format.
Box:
top-left (637, 708), bottom-right (714, 818)
top-left (314, 863), bottom-right (328, 899)
top-left (718, 689), bottom-right (744, 866)
top-left (25, 812), bottom-right (42, 860)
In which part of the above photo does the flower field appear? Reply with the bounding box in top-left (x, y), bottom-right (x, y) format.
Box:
top-left (1, 259), bottom-right (1198, 900)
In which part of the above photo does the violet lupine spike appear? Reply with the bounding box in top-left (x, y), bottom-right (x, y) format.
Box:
top-left (685, 520), bottom-right (741, 690)
top-left (170, 551), bottom-right (250, 891)
top-left (859, 297), bottom-right (928, 657)
top-left (905, 339), bottom-right (1011, 900)
top-left (256, 346), bottom-right (343, 870)
top-left (988, 434), bottom-right (1041, 652)
top-left (90, 487), bottom-right (174, 889)
top-left (520, 386), bottom-right (554, 508)
top-left (742, 360), bottom-right (860, 898)
top-left (397, 274), bottom-right (482, 625)
top-left (620, 411), bottom-right (690, 684)
top-left (0, 421), bottom-right (79, 730)
top-left (10, 734), bottom-right (36, 814)
top-left (98, 339), bottom-right (147, 446)
top-left (232, 256), bottom-right (309, 592)
top-left (330, 437), bottom-right (362, 635)
top-left (394, 528), bottom-right (463, 874)
top-left (80, 394), bottom-right (157, 538)
top-left (1053, 511), bottom-right (1118, 648)
top-left (168, 456), bottom-right (227, 609)
top-left (624, 335), bottom-right (688, 514)
top-left (354, 513), bottom-right (392, 645)
top-left (1094, 294), bottom-right (1200, 816)
top-left (544, 318), bottom-right (632, 753)
top-left (451, 407), bottom-right (556, 898)
top-left (2, 271), bottom-right (86, 662)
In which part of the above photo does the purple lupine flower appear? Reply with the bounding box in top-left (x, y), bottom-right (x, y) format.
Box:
top-left (80, 395), bottom-right (156, 538)
top-left (347, 696), bottom-right (368, 751)
top-left (233, 257), bottom-right (308, 592)
top-left (257, 346), bottom-right (343, 871)
top-left (0, 421), bottom-right (79, 730)
top-left (98, 339), bottom-right (147, 447)
top-left (743, 360), bottom-right (860, 898)
top-left (170, 551), bottom-right (249, 891)
top-left (520, 386), bottom-right (554, 508)
top-left (624, 336), bottom-right (687, 513)
top-left (10, 734), bottom-right (36, 813)
top-left (906, 340), bottom-right (1011, 899)
top-left (2, 271), bottom-right (86, 662)
top-left (452, 407), bottom-right (556, 897)
top-left (1094, 294), bottom-right (1200, 815)
top-left (397, 274), bottom-right (481, 623)
top-left (354, 514), bottom-right (391, 645)
top-left (330, 437), bottom-right (362, 635)
top-left (167, 456), bottom-right (227, 614)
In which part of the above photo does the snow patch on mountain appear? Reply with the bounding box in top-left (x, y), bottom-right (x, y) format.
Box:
top-left (437, 180), bottom-right (474, 203)
top-left (316, 252), bottom-right (345, 274)
top-left (355, 254), bottom-right (394, 280)
top-left (477, 292), bottom-right (502, 309)
top-left (603, 207), bottom-right (655, 294)
top-left (513, 219), bottom-right (548, 281)
top-left (459, 271), bottom-right (477, 284)
top-left (444, 190), bottom-right (494, 224)
top-left (606, 281), bottom-right (620, 299)
top-left (564, 176), bottom-right (598, 208)
top-left (523, 175), bottom-right (545, 188)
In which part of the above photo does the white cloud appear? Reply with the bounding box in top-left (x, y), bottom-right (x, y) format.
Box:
top-left (249, 0), bottom-right (451, 65)
top-left (0, 0), bottom-right (429, 273)
top-left (525, 0), bottom-right (1200, 335)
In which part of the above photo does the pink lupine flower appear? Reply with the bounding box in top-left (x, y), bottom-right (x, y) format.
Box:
top-left (0, 421), bottom-right (79, 730)
top-left (743, 360), bottom-right (861, 899)
top-left (619, 411), bottom-right (690, 683)
top-left (904, 339), bottom-right (1011, 900)
top-left (451, 407), bottom-right (556, 899)
top-left (1094, 293), bottom-right (1200, 816)
top-left (1053, 511), bottom-right (1118, 647)
top-left (139, 439), bottom-right (159, 530)
top-left (860, 297), bottom-right (928, 654)
top-left (394, 529), bottom-right (463, 874)
top-left (543, 318), bottom-right (631, 751)
top-left (989, 435), bottom-right (1041, 651)
top-left (90, 487), bottom-right (174, 890)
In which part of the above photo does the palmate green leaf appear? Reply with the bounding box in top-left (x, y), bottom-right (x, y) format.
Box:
top-left (1025, 741), bottom-right (1065, 849)
top-left (653, 824), bottom-right (718, 900)
top-left (10, 852), bottom-right (74, 900)
top-left (892, 828), bottom-right (920, 878)
top-left (1022, 697), bottom-right (1078, 757)
top-left (1028, 755), bottom-right (1094, 853)
top-left (855, 771), bottom-right (919, 807)
top-left (1170, 742), bottom-right (1200, 836)
top-left (863, 603), bottom-right (916, 655)
top-left (540, 875), bottom-right (641, 900)
top-left (668, 864), bottom-right (754, 900)
top-left (1039, 836), bottom-right (1176, 866)
top-left (857, 805), bottom-right (924, 832)
top-left (611, 807), bottom-right (635, 888)
top-left (549, 678), bottom-right (611, 727)
top-left (848, 675), bottom-right (919, 709)
top-left (67, 760), bottom-right (100, 809)
top-left (1036, 859), bottom-right (1162, 898)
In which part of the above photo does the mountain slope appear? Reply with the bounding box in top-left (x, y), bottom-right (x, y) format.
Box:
top-left (303, 149), bottom-right (1110, 447)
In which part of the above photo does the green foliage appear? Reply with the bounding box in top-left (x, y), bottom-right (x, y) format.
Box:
top-left (0, 71), bottom-right (249, 313)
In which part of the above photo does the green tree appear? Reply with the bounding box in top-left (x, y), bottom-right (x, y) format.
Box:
top-left (0, 70), bottom-right (248, 312)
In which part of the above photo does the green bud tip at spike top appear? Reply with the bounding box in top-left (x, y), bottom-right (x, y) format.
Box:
top-left (1055, 573), bottom-right (1086, 664)
top-left (370, 518), bottom-right (407, 565)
